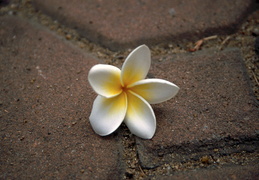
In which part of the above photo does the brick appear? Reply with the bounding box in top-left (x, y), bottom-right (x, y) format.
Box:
top-left (32, 0), bottom-right (254, 50)
top-left (137, 49), bottom-right (259, 168)
top-left (152, 162), bottom-right (259, 180)
top-left (0, 15), bottom-right (124, 179)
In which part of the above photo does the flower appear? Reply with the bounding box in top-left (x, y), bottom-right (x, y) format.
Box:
top-left (88, 45), bottom-right (179, 139)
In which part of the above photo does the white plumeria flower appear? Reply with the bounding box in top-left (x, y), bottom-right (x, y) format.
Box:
top-left (88, 45), bottom-right (179, 139)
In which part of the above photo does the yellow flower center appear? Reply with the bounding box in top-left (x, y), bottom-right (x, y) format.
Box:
top-left (121, 85), bottom-right (129, 94)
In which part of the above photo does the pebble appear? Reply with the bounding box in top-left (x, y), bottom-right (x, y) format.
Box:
top-left (10, 3), bottom-right (17, 8)
top-left (252, 27), bottom-right (259, 36)
top-left (66, 34), bottom-right (72, 40)
top-left (168, 8), bottom-right (176, 17)
top-left (200, 156), bottom-right (210, 164)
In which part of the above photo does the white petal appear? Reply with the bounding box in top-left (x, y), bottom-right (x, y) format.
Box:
top-left (129, 79), bottom-right (179, 104)
top-left (89, 93), bottom-right (127, 136)
top-left (124, 91), bottom-right (156, 139)
top-left (88, 64), bottom-right (122, 98)
top-left (121, 45), bottom-right (151, 86)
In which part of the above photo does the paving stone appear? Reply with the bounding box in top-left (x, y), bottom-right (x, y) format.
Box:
top-left (32, 0), bottom-right (254, 50)
top-left (0, 15), bottom-right (124, 179)
top-left (137, 48), bottom-right (259, 168)
top-left (151, 162), bottom-right (259, 180)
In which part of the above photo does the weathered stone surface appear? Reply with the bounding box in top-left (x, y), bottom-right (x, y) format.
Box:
top-left (33, 0), bottom-right (254, 50)
top-left (152, 162), bottom-right (259, 180)
top-left (137, 48), bottom-right (259, 168)
top-left (0, 15), bottom-right (124, 179)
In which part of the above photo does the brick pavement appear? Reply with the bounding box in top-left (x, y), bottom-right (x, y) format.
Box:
top-left (1, 0), bottom-right (259, 179)
top-left (154, 162), bottom-right (259, 180)
top-left (137, 48), bottom-right (259, 169)
top-left (0, 16), bottom-right (124, 179)
top-left (33, 0), bottom-right (254, 50)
